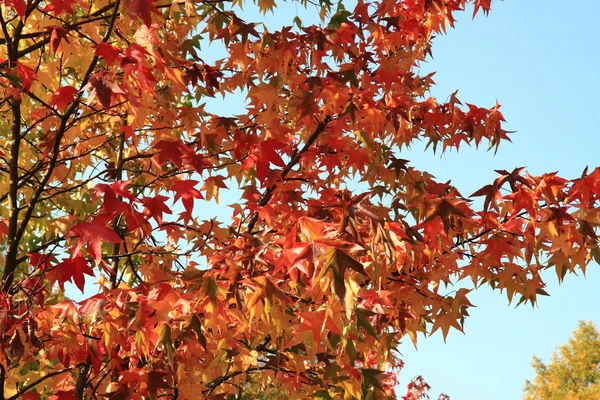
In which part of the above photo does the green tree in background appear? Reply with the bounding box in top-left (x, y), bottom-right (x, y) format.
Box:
top-left (524, 321), bottom-right (600, 400)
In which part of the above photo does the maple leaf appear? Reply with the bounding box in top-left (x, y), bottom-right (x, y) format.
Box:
top-left (153, 140), bottom-right (186, 168)
top-left (473, 0), bottom-right (492, 17)
top-left (146, 371), bottom-right (172, 400)
top-left (27, 253), bottom-right (53, 271)
top-left (258, 0), bottom-right (277, 14)
top-left (48, 391), bottom-right (77, 400)
top-left (319, 246), bottom-right (367, 303)
top-left (47, 26), bottom-right (71, 53)
top-left (260, 139), bottom-right (287, 168)
top-left (0, 217), bottom-right (7, 239)
top-left (142, 195), bottom-right (172, 224)
top-left (494, 167), bottom-right (531, 192)
top-left (127, 0), bottom-right (162, 27)
top-left (5, 0), bottom-right (26, 20)
top-left (21, 393), bottom-right (42, 400)
top-left (171, 180), bottom-right (204, 213)
top-left (49, 255), bottom-right (94, 292)
top-left (296, 310), bottom-right (328, 344)
top-left (93, 43), bottom-right (122, 66)
top-left (67, 220), bottom-right (123, 264)
top-left (201, 64), bottom-right (223, 96)
top-left (93, 181), bottom-right (137, 215)
top-left (49, 86), bottom-right (78, 111)
top-left (183, 63), bottom-right (203, 87)
top-left (177, 383), bottom-right (210, 399)
top-left (15, 63), bottom-right (36, 92)
top-left (83, 72), bottom-right (125, 109)
top-left (201, 175), bottom-right (228, 203)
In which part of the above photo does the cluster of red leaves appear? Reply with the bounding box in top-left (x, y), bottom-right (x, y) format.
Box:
top-left (0, 0), bottom-right (598, 399)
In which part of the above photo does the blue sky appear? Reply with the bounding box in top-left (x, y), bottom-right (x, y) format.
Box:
top-left (65, 1), bottom-right (600, 398)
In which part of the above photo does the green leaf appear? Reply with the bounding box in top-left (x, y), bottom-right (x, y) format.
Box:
top-left (356, 308), bottom-right (377, 338)
top-left (313, 390), bottom-right (334, 400)
top-left (327, 9), bottom-right (351, 29)
top-left (293, 16), bottom-right (302, 29)
top-left (157, 323), bottom-right (175, 364)
top-left (346, 339), bottom-right (356, 362)
top-left (362, 368), bottom-right (385, 391)
top-left (320, 247), bottom-right (367, 303)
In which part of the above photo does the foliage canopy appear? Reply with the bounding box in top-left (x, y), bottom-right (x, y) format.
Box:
top-left (524, 321), bottom-right (600, 400)
top-left (0, 0), bottom-right (599, 398)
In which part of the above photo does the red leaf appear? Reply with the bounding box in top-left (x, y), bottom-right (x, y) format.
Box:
top-left (0, 217), bottom-right (7, 239)
top-left (202, 64), bottom-right (223, 96)
top-left (50, 255), bottom-right (94, 292)
top-left (48, 390), bottom-right (77, 400)
top-left (93, 43), bottom-right (122, 66)
top-left (47, 26), bottom-right (70, 53)
top-left (27, 253), bottom-right (53, 271)
top-left (172, 180), bottom-right (204, 213)
top-left (22, 393), bottom-right (42, 400)
top-left (49, 86), bottom-right (78, 111)
top-left (153, 140), bottom-right (186, 168)
top-left (128, 0), bottom-right (162, 27)
top-left (122, 43), bottom-right (150, 66)
top-left (5, 0), bottom-right (26, 20)
top-left (142, 195), bottom-right (172, 224)
top-left (15, 63), bottom-right (37, 92)
top-left (93, 181), bottom-right (137, 216)
top-left (83, 72), bottom-right (125, 109)
top-left (68, 220), bottom-right (123, 264)
top-left (122, 125), bottom-right (138, 146)
top-left (473, 0), bottom-right (492, 17)
top-left (260, 139), bottom-right (287, 168)
top-left (296, 310), bottom-right (328, 344)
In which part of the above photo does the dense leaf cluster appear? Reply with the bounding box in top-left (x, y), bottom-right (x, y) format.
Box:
top-left (0, 0), bottom-right (598, 398)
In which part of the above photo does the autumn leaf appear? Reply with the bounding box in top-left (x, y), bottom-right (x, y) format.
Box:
top-left (146, 371), bottom-right (171, 400)
top-left (15, 63), bottom-right (37, 92)
top-left (49, 86), bottom-right (78, 111)
top-left (5, 0), bottom-right (26, 20)
top-left (49, 255), bottom-right (94, 292)
top-left (83, 72), bottom-right (125, 109)
top-left (0, 217), bottom-right (7, 239)
top-left (94, 43), bottom-right (122, 66)
top-left (21, 393), bottom-right (42, 400)
top-left (473, 0), bottom-right (492, 17)
top-left (258, 0), bottom-right (276, 14)
top-left (201, 175), bottom-right (228, 203)
top-left (142, 195), bottom-right (172, 224)
top-left (47, 26), bottom-right (71, 53)
top-left (153, 140), bottom-right (186, 168)
top-left (319, 246), bottom-right (367, 303)
top-left (260, 138), bottom-right (287, 168)
top-left (156, 323), bottom-right (175, 364)
top-left (171, 180), bottom-right (204, 213)
top-left (93, 181), bottom-right (137, 215)
top-left (48, 391), bottom-right (77, 400)
top-left (127, 0), bottom-right (162, 27)
top-left (67, 220), bottom-right (123, 264)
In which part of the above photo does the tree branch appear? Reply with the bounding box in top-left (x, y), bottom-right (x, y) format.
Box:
top-left (246, 115), bottom-right (332, 233)
top-left (6, 368), bottom-right (73, 400)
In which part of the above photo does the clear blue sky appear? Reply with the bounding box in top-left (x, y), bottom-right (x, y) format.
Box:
top-left (65, 1), bottom-right (600, 399)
